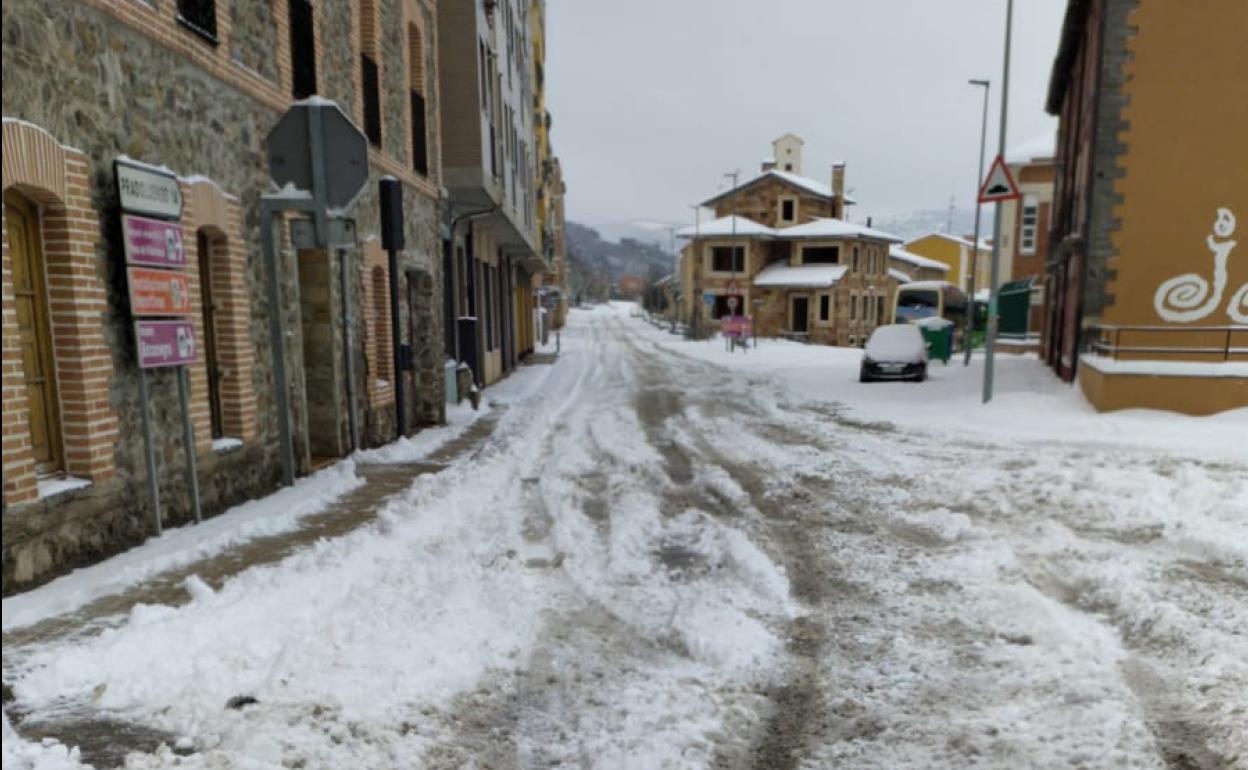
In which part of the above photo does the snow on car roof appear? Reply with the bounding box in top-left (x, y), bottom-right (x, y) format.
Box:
top-left (752, 263), bottom-right (848, 288)
top-left (865, 323), bottom-right (925, 360)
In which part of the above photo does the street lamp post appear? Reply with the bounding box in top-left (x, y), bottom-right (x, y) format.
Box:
top-left (984, 0), bottom-right (1014, 403)
top-left (965, 78), bottom-right (991, 366)
top-left (689, 204), bottom-right (701, 339)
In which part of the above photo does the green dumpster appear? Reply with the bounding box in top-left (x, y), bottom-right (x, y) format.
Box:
top-left (998, 277), bottom-right (1035, 339)
top-left (916, 317), bottom-right (955, 364)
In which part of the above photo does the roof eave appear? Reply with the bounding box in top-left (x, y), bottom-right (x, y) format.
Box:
top-left (1045, 0), bottom-right (1090, 115)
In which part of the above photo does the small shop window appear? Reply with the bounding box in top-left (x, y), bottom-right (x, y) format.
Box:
top-left (710, 246), bottom-right (744, 273)
top-left (801, 246), bottom-right (840, 265)
top-left (176, 0), bottom-right (218, 44)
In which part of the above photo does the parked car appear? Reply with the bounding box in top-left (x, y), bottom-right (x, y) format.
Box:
top-left (860, 324), bottom-right (928, 382)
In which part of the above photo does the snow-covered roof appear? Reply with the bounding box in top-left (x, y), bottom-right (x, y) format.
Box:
top-left (889, 246), bottom-right (950, 272)
top-left (778, 218), bottom-right (903, 243)
top-left (753, 263), bottom-right (847, 289)
top-left (907, 232), bottom-right (990, 251)
top-left (898, 280), bottom-right (959, 292)
top-left (888, 268), bottom-right (913, 283)
top-left (1006, 130), bottom-right (1058, 164)
top-left (700, 170), bottom-right (858, 207)
top-left (675, 215), bottom-right (775, 239)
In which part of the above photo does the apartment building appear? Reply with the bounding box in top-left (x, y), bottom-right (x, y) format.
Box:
top-left (2, 0), bottom-right (447, 592)
top-left (438, 0), bottom-right (549, 389)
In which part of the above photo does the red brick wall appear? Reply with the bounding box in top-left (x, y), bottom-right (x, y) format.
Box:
top-left (2, 120), bottom-right (120, 506)
top-left (361, 238), bottom-right (396, 408)
top-left (182, 179), bottom-right (258, 450)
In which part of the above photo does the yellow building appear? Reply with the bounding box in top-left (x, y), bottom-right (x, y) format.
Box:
top-left (903, 233), bottom-right (991, 296)
top-left (1045, 0), bottom-right (1246, 415)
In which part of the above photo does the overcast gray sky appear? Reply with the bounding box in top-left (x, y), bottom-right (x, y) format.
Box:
top-left (545, 0), bottom-right (1064, 230)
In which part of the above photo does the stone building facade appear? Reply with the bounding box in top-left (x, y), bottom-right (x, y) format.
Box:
top-left (677, 137), bottom-right (903, 348)
top-left (2, 0), bottom-right (447, 592)
top-left (1044, 0), bottom-right (1246, 414)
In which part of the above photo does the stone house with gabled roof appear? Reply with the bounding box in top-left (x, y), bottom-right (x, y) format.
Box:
top-left (677, 137), bottom-right (904, 347)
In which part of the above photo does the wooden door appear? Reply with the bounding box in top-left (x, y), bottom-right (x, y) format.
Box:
top-left (5, 190), bottom-right (63, 474)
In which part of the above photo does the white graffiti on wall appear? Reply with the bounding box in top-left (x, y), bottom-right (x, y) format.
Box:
top-left (1153, 208), bottom-right (1243, 323)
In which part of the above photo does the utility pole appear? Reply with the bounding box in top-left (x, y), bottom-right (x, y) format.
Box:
top-left (724, 170), bottom-right (740, 320)
top-left (965, 79), bottom-right (991, 366)
top-left (689, 204), bottom-right (701, 339)
top-left (984, 0), bottom-right (1014, 403)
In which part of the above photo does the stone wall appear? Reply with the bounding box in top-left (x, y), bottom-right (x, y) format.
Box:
top-left (1083, 0), bottom-right (1138, 324)
top-left (711, 179), bottom-right (835, 228)
top-left (1, 0), bottom-right (445, 594)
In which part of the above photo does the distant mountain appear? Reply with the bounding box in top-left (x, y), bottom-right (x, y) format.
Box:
top-left (872, 207), bottom-right (995, 243)
top-left (566, 221), bottom-right (678, 301)
top-left (588, 220), bottom-right (682, 253)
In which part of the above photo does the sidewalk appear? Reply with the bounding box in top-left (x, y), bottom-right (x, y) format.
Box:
top-left (2, 407), bottom-right (506, 767)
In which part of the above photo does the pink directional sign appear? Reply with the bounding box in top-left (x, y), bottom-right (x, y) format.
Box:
top-left (122, 214), bottom-right (186, 269)
top-left (135, 319), bottom-right (198, 369)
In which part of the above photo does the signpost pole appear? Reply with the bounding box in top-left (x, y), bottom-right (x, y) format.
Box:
top-left (177, 366), bottom-right (203, 523)
top-left (984, 0), bottom-right (1014, 404)
top-left (137, 368), bottom-right (163, 535)
top-left (965, 78), bottom-right (991, 366)
top-left (339, 247), bottom-right (360, 453)
top-left (261, 202), bottom-right (296, 485)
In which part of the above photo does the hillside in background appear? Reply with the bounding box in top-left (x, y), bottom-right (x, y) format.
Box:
top-left (872, 206), bottom-right (994, 242)
top-left (566, 221), bottom-right (677, 301)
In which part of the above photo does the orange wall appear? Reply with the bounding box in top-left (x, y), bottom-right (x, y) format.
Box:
top-left (1106, 0), bottom-right (1248, 331)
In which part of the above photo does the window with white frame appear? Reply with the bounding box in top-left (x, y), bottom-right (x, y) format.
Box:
top-left (1020, 197), bottom-right (1039, 255)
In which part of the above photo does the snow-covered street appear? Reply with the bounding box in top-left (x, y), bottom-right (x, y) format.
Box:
top-left (4, 304), bottom-right (1246, 770)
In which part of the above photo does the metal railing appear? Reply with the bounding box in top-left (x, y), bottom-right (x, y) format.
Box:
top-left (1090, 324), bottom-right (1248, 362)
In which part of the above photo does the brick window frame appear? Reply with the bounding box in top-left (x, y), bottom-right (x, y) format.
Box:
top-left (181, 178), bottom-right (258, 452)
top-left (2, 119), bottom-right (119, 507)
top-left (353, 0), bottom-right (385, 147)
top-left (361, 238), bottom-right (395, 408)
top-left (407, 15), bottom-right (430, 176)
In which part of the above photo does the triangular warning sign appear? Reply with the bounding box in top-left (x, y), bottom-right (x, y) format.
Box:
top-left (978, 154), bottom-right (1022, 203)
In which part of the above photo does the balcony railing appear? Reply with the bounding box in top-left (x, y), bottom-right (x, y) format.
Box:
top-left (1090, 324), bottom-right (1248, 362)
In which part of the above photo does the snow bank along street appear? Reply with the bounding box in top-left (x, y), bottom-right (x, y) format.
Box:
top-left (4, 303), bottom-right (1246, 769)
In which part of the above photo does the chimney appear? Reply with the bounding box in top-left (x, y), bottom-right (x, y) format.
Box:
top-left (831, 162), bottom-right (846, 218)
